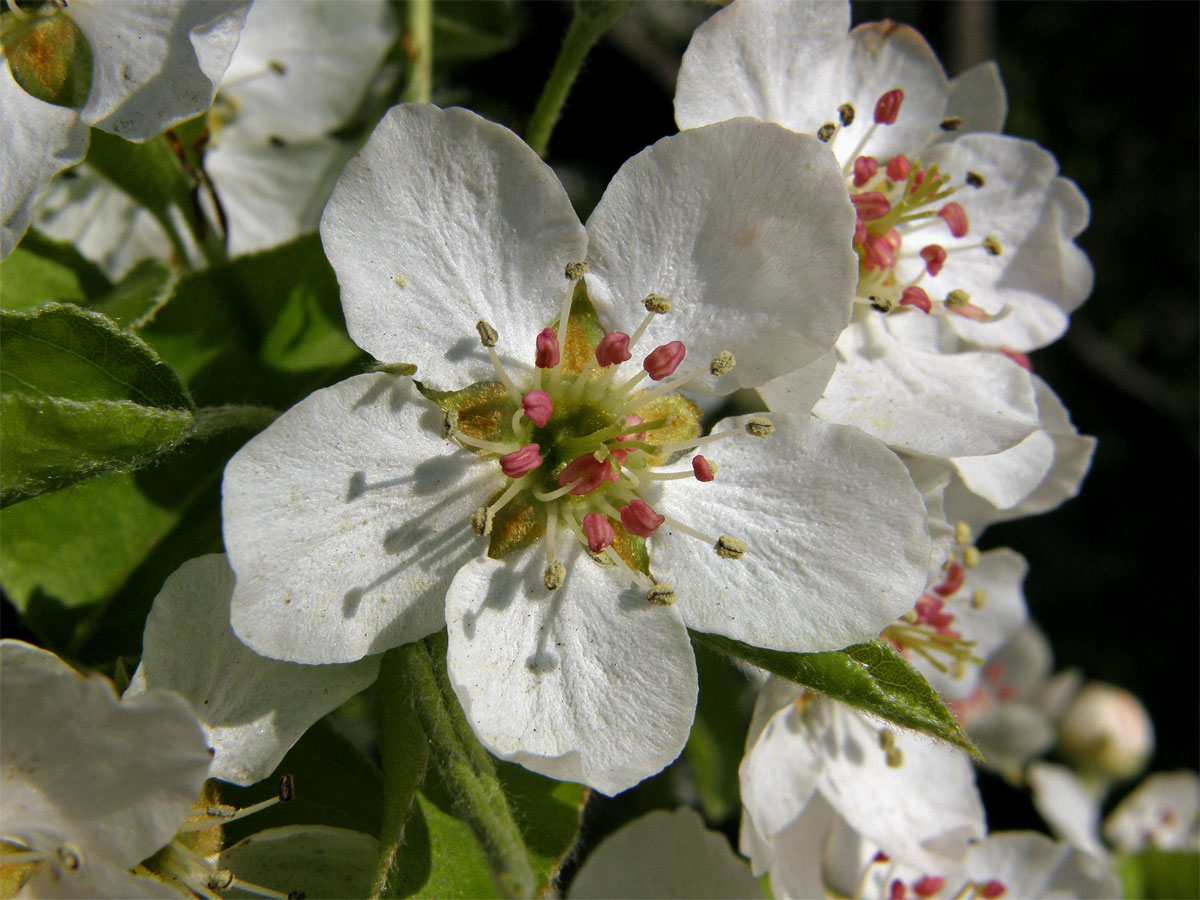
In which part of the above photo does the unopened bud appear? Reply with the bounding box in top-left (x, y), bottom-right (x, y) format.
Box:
top-left (1059, 682), bottom-right (1154, 779)
top-left (475, 320), bottom-right (498, 348)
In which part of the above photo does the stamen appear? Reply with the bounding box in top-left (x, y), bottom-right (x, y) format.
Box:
top-left (543, 561), bottom-right (566, 591)
top-left (982, 234), bottom-right (1003, 256)
top-left (654, 427), bottom-right (740, 455)
top-left (900, 286), bottom-right (931, 313)
top-left (999, 347), bottom-right (1033, 371)
top-left (532, 480), bottom-right (581, 502)
top-left (224, 875), bottom-right (296, 900)
top-left (692, 455), bottom-right (715, 481)
top-left (874, 88), bottom-right (904, 125)
top-left (535, 327), bottom-right (561, 369)
top-left (627, 295), bottom-right (670, 351)
top-left (971, 589), bottom-right (987, 609)
top-left (582, 512), bottom-right (615, 553)
top-left (595, 331), bottom-right (632, 366)
top-left (470, 507), bottom-right (493, 536)
top-left (499, 443), bottom-right (543, 478)
top-left (934, 562), bottom-right (965, 597)
top-left (564, 260), bottom-right (589, 281)
top-left (870, 295), bottom-right (894, 312)
top-left (853, 155), bottom-right (880, 188)
top-left (521, 390), bottom-right (553, 427)
top-left (887, 154), bottom-right (912, 180)
top-left (955, 521), bottom-right (972, 545)
top-left (817, 122), bottom-right (837, 142)
top-left (965, 171), bottom-right (986, 188)
top-left (914, 875), bottom-right (946, 897)
top-left (938, 202), bottom-right (969, 238)
top-left (939, 116), bottom-right (964, 131)
top-left (920, 244), bottom-right (947, 276)
top-left (852, 191), bottom-right (892, 221)
top-left (643, 341), bottom-right (686, 381)
top-left (4, 0), bottom-right (30, 20)
top-left (709, 350), bottom-right (736, 376)
top-left (475, 320), bottom-right (498, 347)
top-left (886, 746), bottom-right (904, 768)
top-left (837, 102), bottom-right (856, 126)
top-left (558, 453), bottom-right (615, 495)
top-left (945, 289), bottom-right (971, 309)
top-left (487, 478), bottom-right (527, 516)
top-left (646, 583), bottom-right (676, 606)
top-left (452, 431), bottom-right (518, 455)
top-left (979, 880), bottom-right (1007, 898)
top-left (474, 320), bottom-right (522, 403)
top-left (714, 535), bottom-right (745, 559)
top-left (745, 417), bottom-right (774, 438)
top-left (620, 498), bottom-right (665, 537)
top-left (963, 545), bottom-right (981, 567)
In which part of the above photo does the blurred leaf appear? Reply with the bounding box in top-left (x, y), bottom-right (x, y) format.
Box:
top-left (218, 719), bottom-right (384, 844)
top-left (220, 825), bottom-right (378, 900)
top-left (690, 633), bottom-right (979, 758)
top-left (1, 304), bottom-right (194, 505)
top-left (433, 0), bottom-right (520, 63)
top-left (86, 129), bottom-right (194, 221)
top-left (0, 228), bottom-right (112, 311)
top-left (685, 642), bottom-right (751, 821)
top-left (92, 259), bottom-right (176, 328)
top-left (1117, 850), bottom-right (1200, 900)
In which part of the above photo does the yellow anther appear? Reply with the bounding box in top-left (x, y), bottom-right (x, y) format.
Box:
top-left (470, 507), bottom-right (493, 537)
top-left (442, 409), bottom-right (460, 438)
top-left (817, 122), bottom-right (837, 142)
top-left (565, 260), bottom-right (589, 280)
top-left (945, 289), bottom-right (971, 308)
top-left (643, 293), bottom-right (672, 314)
top-left (886, 747), bottom-right (905, 768)
top-left (714, 535), bottom-right (745, 560)
top-left (940, 116), bottom-right (964, 131)
top-left (966, 171), bottom-right (985, 188)
top-left (543, 561), bottom-right (566, 591)
top-left (710, 350), bottom-right (736, 376)
top-left (879, 728), bottom-right (896, 750)
top-left (983, 235), bottom-right (1003, 256)
top-left (745, 417), bottom-right (774, 438)
top-left (963, 546), bottom-right (981, 568)
top-left (971, 589), bottom-right (988, 609)
top-left (837, 102), bottom-right (855, 127)
top-left (869, 295), bottom-right (893, 312)
top-left (647, 584), bottom-right (676, 606)
top-left (475, 320), bottom-right (498, 347)
top-left (955, 521), bottom-right (972, 546)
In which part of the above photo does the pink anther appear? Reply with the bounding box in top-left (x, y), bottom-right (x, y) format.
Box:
top-left (890, 879), bottom-right (907, 900)
top-left (919, 244), bottom-right (947, 276)
top-left (535, 327), bottom-right (561, 368)
top-left (643, 341), bottom-right (686, 380)
top-left (874, 88), bottom-right (904, 125)
top-left (854, 216), bottom-right (868, 244)
top-left (620, 498), bottom-right (665, 537)
top-left (999, 347), bottom-right (1033, 371)
top-left (933, 562), bottom-right (965, 597)
top-left (558, 453), bottom-right (614, 495)
top-left (979, 881), bottom-right (1007, 899)
top-left (853, 155), bottom-right (880, 187)
top-left (900, 286), bottom-right (931, 313)
top-left (862, 234), bottom-right (897, 271)
top-left (521, 390), bottom-right (553, 427)
top-left (911, 169), bottom-right (928, 192)
top-left (887, 154), bottom-right (912, 180)
top-left (884, 228), bottom-right (902, 251)
top-left (874, 851), bottom-right (891, 864)
top-left (499, 443), bottom-right (543, 478)
top-left (582, 512), bottom-right (615, 554)
top-left (851, 190), bottom-right (892, 222)
top-left (692, 455), bottom-right (715, 482)
top-left (595, 331), bottom-right (632, 367)
top-left (938, 202), bottom-right (969, 238)
top-left (913, 876), bottom-right (945, 898)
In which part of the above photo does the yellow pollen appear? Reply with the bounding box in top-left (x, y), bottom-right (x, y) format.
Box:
top-left (643, 293), bottom-right (671, 314)
top-left (564, 260), bottom-right (589, 280)
top-left (946, 289), bottom-right (971, 308)
top-left (647, 584), bottom-right (676, 606)
top-left (837, 102), bottom-right (855, 126)
top-left (710, 350), bottom-right (736, 376)
top-left (971, 589), bottom-right (988, 609)
top-left (745, 417), bottom-right (774, 438)
top-left (955, 521), bottom-right (972, 545)
top-left (475, 320), bottom-right (498, 347)
top-left (963, 546), bottom-right (981, 568)
top-left (714, 535), bottom-right (745, 559)
top-left (543, 561), bottom-right (566, 591)
top-left (817, 122), bottom-right (836, 142)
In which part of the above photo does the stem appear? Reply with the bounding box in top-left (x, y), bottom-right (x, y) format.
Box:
top-left (525, 0), bottom-right (631, 158)
top-left (372, 647), bottom-right (431, 899)
top-left (400, 634), bottom-right (536, 899)
top-left (400, 0), bottom-right (433, 104)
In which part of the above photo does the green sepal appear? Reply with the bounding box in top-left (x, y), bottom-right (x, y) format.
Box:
top-left (555, 279), bottom-right (605, 376)
top-left (1117, 850), bottom-right (1200, 900)
top-left (633, 392), bottom-right (703, 466)
top-left (3, 11), bottom-right (93, 108)
top-left (487, 491), bottom-right (546, 561)
top-left (418, 380), bottom-right (516, 444)
top-left (689, 632), bottom-right (981, 758)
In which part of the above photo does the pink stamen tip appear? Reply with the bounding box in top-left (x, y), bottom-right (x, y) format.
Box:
top-left (886, 153), bottom-right (912, 180)
top-left (851, 190), bottom-right (892, 222)
top-left (582, 512), bottom-right (616, 554)
top-left (535, 327), bottom-right (561, 369)
top-left (980, 880), bottom-right (1007, 899)
top-left (999, 347), bottom-right (1034, 371)
top-left (643, 341), bottom-right (686, 381)
top-left (900, 286), bottom-right (932, 313)
top-left (874, 88), bottom-right (904, 125)
top-left (853, 155), bottom-right (880, 187)
top-left (950, 301), bottom-right (990, 322)
top-left (874, 851), bottom-right (891, 864)
top-left (938, 201), bottom-right (969, 238)
top-left (499, 443), bottom-right (543, 478)
top-left (854, 216), bottom-right (869, 244)
top-left (619, 498), bottom-right (665, 537)
top-left (521, 390), bottom-right (553, 427)
top-left (890, 879), bottom-right (907, 900)
top-left (862, 234), bottom-right (897, 271)
top-left (913, 875), bottom-right (945, 898)
top-left (595, 331), bottom-right (632, 367)
top-left (692, 455), bottom-right (715, 482)
top-left (984, 660), bottom-right (1008, 683)
top-left (997, 685), bottom-right (1017, 701)
top-left (911, 169), bottom-right (928, 192)
top-left (558, 453), bottom-right (614, 495)
top-left (884, 227), bottom-right (902, 250)
top-left (933, 562), bottom-right (965, 597)
top-left (920, 244), bottom-right (947, 276)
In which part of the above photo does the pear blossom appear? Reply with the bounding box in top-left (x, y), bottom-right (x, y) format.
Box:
top-left (739, 679), bottom-right (986, 895)
top-left (223, 102), bottom-right (933, 794)
top-left (1104, 770), bottom-right (1200, 853)
top-left (125, 553), bottom-right (380, 786)
top-left (675, 0), bottom-right (1092, 459)
top-left (1, 0), bottom-right (251, 257)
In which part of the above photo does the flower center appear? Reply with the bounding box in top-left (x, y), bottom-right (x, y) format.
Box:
top-left (430, 264), bottom-right (764, 604)
top-left (854, 852), bottom-right (1008, 900)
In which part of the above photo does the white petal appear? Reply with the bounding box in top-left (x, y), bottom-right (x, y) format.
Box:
top-left (960, 832), bottom-right (1120, 899)
top-left (126, 554), bottom-right (380, 786)
top-left (1, 64), bottom-right (89, 259)
top-left (567, 808), bottom-right (760, 899)
top-left (22, 859), bottom-right (182, 899)
top-left (1028, 762), bottom-right (1107, 857)
top-left (760, 795), bottom-right (837, 900)
top-left (943, 61), bottom-right (1007, 135)
top-left (219, 0), bottom-right (395, 142)
top-left (1104, 771), bottom-right (1200, 853)
top-left (585, 118), bottom-right (856, 393)
top-left (949, 428), bottom-right (1056, 510)
top-left (224, 374), bottom-right (490, 664)
top-left (0, 639), bottom-right (76, 675)
top-left (320, 104), bottom-right (588, 387)
top-left (1, 666), bottom-right (209, 869)
top-left (69, 0), bottom-right (249, 139)
top-left (969, 703), bottom-right (1057, 781)
top-left (758, 352), bottom-right (837, 418)
top-left (739, 696), bottom-right (824, 842)
top-left (916, 134), bottom-right (1092, 351)
top-left (663, 413), bottom-right (930, 651)
top-left (445, 545), bottom-right (697, 796)
top-left (217, 825), bottom-right (378, 900)
top-left (814, 315), bottom-right (1040, 457)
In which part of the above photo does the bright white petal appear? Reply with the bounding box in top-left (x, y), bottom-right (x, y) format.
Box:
top-left (969, 703), bottom-right (1057, 780)
top-left (740, 695), bottom-right (824, 842)
top-left (949, 428), bottom-right (1056, 510)
top-left (217, 825), bottom-right (378, 900)
top-left (224, 374), bottom-right (490, 664)
top-left (664, 412), bottom-right (930, 651)
top-left (567, 808), bottom-right (761, 899)
top-left (69, 0), bottom-right (249, 140)
top-left (1028, 762), bottom-right (1107, 857)
top-left (761, 795), bottom-right (837, 900)
top-left (1104, 771), bottom-right (1200, 853)
top-left (126, 554), bottom-right (380, 786)
top-left (814, 314), bottom-right (1040, 457)
top-left (585, 118), bottom-right (856, 393)
top-left (1, 667), bottom-right (209, 870)
top-left (943, 61), bottom-right (1007, 135)
top-left (960, 832), bottom-right (1120, 899)
top-left (320, 103), bottom-right (588, 386)
top-left (445, 545), bottom-right (697, 796)
top-left (757, 352), bottom-right (837, 418)
top-left (0, 639), bottom-right (75, 675)
top-left (1, 64), bottom-right (89, 259)
top-left (219, 0), bottom-right (394, 142)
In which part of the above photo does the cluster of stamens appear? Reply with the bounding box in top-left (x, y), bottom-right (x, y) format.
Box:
top-left (445, 263), bottom-right (767, 605)
top-left (851, 851), bottom-right (1007, 900)
top-left (882, 521), bottom-right (986, 678)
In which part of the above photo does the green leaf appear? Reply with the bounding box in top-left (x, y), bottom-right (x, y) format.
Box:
top-left (92, 259), bottom-right (176, 328)
top-left (685, 642), bottom-right (751, 821)
top-left (86, 129), bottom-right (194, 222)
top-left (690, 633), bottom-right (980, 758)
top-left (1, 303), bottom-right (195, 505)
top-left (220, 826), bottom-right (379, 900)
top-left (1117, 850), bottom-right (1200, 900)
top-left (218, 719), bottom-right (385, 845)
top-left (0, 229), bottom-right (113, 311)
top-left (432, 0), bottom-right (519, 63)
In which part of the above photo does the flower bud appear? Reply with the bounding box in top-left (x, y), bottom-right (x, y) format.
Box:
top-left (1058, 682), bottom-right (1154, 780)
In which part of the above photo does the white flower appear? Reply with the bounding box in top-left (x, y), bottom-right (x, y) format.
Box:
top-left (124, 553), bottom-right (380, 787)
top-left (675, 0), bottom-right (1092, 459)
top-left (1104, 770), bottom-right (1200, 853)
top-left (1, 0), bottom-right (251, 257)
top-left (739, 680), bottom-right (986, 897)
top-left (223, 102), bottom-right (933, 794)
